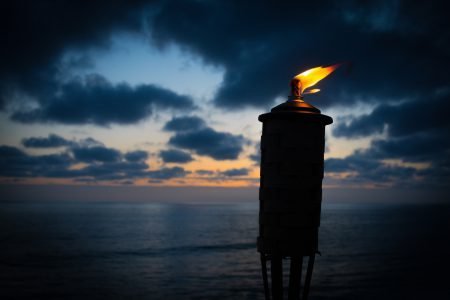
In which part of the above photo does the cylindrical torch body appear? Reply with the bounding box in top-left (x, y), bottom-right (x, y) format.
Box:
top-left (257, 103), bottom-right (332, 257)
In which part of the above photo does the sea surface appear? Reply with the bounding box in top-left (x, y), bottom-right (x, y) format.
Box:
top-left (1, 200), bottom-right (449, 299)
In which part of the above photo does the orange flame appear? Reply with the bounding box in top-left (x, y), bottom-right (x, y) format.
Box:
top-left (291, 63), bottom-right (341, 97)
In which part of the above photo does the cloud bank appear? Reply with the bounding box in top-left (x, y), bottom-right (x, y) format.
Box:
top-left (0, 134), bottom-right (189, 183)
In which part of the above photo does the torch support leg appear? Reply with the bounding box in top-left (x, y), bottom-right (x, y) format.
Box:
top-left (261, 254), bottom-right (270, 300)
top-left (288, 255), bottom-right (303, 300)
top-left (271, 255), bottom-right (283, 300)
top-left (302, 255), bottom-right (315, 300)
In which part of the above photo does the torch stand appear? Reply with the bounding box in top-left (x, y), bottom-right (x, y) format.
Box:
top-left (257, 98), bottom-right (332, 300)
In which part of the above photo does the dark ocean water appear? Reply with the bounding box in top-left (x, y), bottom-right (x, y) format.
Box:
top-left (1, 201), bottom-right (449, 299)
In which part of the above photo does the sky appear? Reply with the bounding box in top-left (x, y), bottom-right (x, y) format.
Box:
top-left (1, 0), bottom-right (449, 201)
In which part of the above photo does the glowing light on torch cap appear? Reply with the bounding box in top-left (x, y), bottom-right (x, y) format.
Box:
top-left (290, 63), bottom-right (341, 98)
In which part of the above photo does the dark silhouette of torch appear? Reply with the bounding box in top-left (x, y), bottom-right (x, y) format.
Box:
top-left (257, 65), bottom-right (339, 300)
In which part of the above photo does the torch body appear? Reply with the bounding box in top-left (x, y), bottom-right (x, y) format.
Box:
top-left (257, 99), bottom-right (332, 299)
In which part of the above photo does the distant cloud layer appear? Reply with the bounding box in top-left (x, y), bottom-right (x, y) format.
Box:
top-left (194, 168), bottom-right (251, 180)
top-left (219, 168), bottom-right (249, 177)
top-left (1, 133), bottom-right (252, 184)
top-left (328, 91), bottom-right (450, 187)
top-left (0, 134), bottom-right (188, 183)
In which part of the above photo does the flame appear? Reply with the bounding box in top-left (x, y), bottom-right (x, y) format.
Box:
top-left (303, 88), bottom-right (320, 95)
top-left (291, 63), bottom-right (341, 97)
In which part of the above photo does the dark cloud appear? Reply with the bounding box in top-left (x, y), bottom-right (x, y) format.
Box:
top-left (10, 74), bottom-right (195, 125)
top-left (1, 1), bottom-right (147, 82)
top-left (45, 161), bottom-right (149, 181)
top-left (329, 89), bottom-right (450, 187)
top-left (149, 1), bottom-right (450, 108)
top-left (368, 132), bottom-right (449, 163)
top-left (160, 149), bottom-right (193, 163)
top-left (1, 2), bottom-right (196, 125)
top-left (1, 1), bottom-right (146, 102)
top-left (334, 93), bottom-right (450, 139)
top-left (326, 133), bottom-right (450, 188)
top-left (147, 166), bottom-right (189, 180)
top-left (22, 134), bottom-right (74, 148)
top-left (0, 145), bottom-right (72, 178)
top-left (0, 137), bottom-right (193, 182)
top-left (219, 168), bottom-right (249, 177)
top-left (77, 137), bottom-right (104, 147)
top-left (325, 150), bottom-right (417, 186)
top-left (72, 145), bottom-right (121, 163)
top-left (163, 116), bottom-right (206, 132)
top-left (4, 1), bottom-right (449, 115)
top-left (1, 138), bottom-right (144, 180)
top-left (165, 116), bottom-right (247, 160)
top-left (3, 0), bottom-right (448, 125)
top-left (125, 150), bottom-right (149, 162)
top-left (169, 128), bottom-right (245, 160)
top-left (79, 161), bottom-right (149, 180)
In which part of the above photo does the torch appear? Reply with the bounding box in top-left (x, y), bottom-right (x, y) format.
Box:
top-left (257, 65), bottom-right (339, 300)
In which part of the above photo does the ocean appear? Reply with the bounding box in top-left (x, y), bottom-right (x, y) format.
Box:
top-left (1, 201), bottom-right (449, 299)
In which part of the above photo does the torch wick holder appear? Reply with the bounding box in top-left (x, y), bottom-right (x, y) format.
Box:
top-left (288, 95), bottom-right (304, 101)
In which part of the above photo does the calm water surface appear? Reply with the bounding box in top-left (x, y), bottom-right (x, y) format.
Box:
top-left (1, 201), bottom-right (449, 299)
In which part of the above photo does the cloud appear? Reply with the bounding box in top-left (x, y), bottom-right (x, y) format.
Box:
top-left (72, 145), bottom-right (121, 163)
top-left (2, 2), bottom-right (197, 126)
top-left (165, 116), bottom-right (247, 160)
top-left (160, 149), bottom-right (193, 163)
top-left (46, 161), bottom-right (149, 181)
top-left (333, 93), bottom-right (450, 139)
top-left (325, 150), bottom-right (417, 186)
top-left (10, 74), bottom-right (195, 125)
top-left (0, 135), bottom-right (194, 183)
top-left (125, 150), bottom-right (149, 162)
top-left (149, 1), bottom-right (450, 109)
top-left (332, 91), bottom-right (450, 163)
top-left (4, 1), bottom-right (449, 115)
top-left (219, 168), bottom-right (249, 177)
top-left (328, 89), bottom-right (450, 187)
top-left (163, 116), bottom-right (206, 132)
top-left (169, 128), bottom-right (245, 160)
top-left (326, 131), bottom-right (450, 188)
top-left (22, 134), bottom-right (74, 148)
top-left (1, 135), bottom-right (152, 182)
top-left (0, 145), bottom-right (73, 178)
top-left (3, 0), bottom-right (448, 125)
top-left (1, 1), bottom-right (147, 107)
top-left (147, 166), bottom-right (189, 180)
top-left (195, 169), bottom-right (215, 176)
